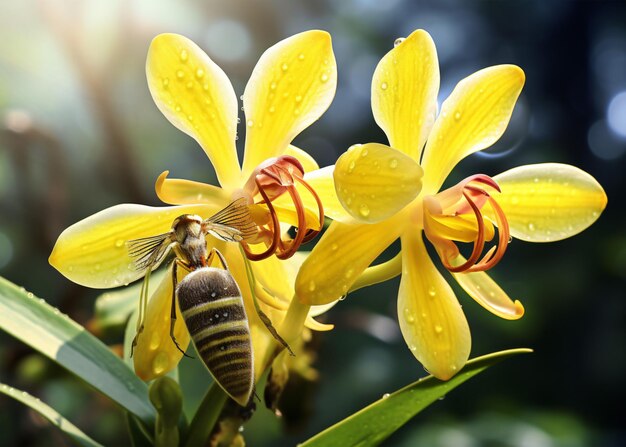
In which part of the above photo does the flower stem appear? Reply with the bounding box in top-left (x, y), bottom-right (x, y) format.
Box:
top-left (280, 294), bottom-right (310, 345)
top-left (350, 252), bottom-right (402, 292)
top-left (183, 382), bottom-right (228, 447)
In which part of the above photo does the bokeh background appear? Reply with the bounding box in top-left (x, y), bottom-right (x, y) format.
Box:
top-left (1, 0), bottom-right (625, 446)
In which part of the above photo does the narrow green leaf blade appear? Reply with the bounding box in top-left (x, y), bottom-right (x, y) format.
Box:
top-left (0, 276), bottom-right (155, 425)
top-left (302, 348), bottom-right (532, 447)
top-left (0, 382), bottom-right (104, 447)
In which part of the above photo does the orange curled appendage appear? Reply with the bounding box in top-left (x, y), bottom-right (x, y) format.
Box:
top-left (241, 155), bottom-right (324, 260)
top-left (424, 174), bottom-right (510, 273)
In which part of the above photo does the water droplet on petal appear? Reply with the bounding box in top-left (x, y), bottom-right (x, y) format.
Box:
top-left (359, 204), bottom-right (370, 217)
top-left (331, 243), bottom-right (338, 251)
top-left (149, 332), bottom-right (161, 350)
top-left (281, 63), bottom-right (289, 72)
top-left (298, 53), bottom-right (305, 61)
top-left (320, 73), bottom-right (329, 83)
top-left (295, 95), bottom-right (303, 103)
top-left (152, 352), bottom-right (169, 375)
top-left (527, 222), bottom-right (536, 231)
top-left (270, 81), bottom-right (277, 90)
top-left (454, 111), bottom-right (462, 121)
top-left (394, 37), bottom-right (405, 47)
top-left (115, 239), bottom-right (124, 248)
top-left (434, 325), bottom-right (443, 334)
top-left (180, 49), bottom-right (188, 62)
top-left (361, 148), bottom-right (369, 157)
top-left (348, 160), bottom-right (356, 173)
top-left (389, 158), bottom-right (398, 169)
top-left (176, 70), bottom-right (185, 80)
top-left (380, 82), bottom-right (388, 90)
top-left (403, 307), bottom-right (415, 324)
top-left (247, 119), bottom-right (254, 127)
top-left (382, 393), bottom-right (391, 399)
top-left (195, 68), bottom-right (205, 79)
top-left (162, 77), bottom-right (170, 89)
top-left (428, 286), bottom-right (436, 297)
top-left (308, 281), bottom-right (316, 292)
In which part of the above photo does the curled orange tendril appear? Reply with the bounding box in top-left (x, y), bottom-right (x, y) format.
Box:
top-left (242, 155), bottom-right (324, 260)
top-left (423, 174), bottom-right (510, 273)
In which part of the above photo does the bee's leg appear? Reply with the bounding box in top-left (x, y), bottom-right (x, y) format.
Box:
top-left (169, 260), bottom-right (193, 359)
top-left (238, 247), bottom-right (295, 356)
top-left (131, 269), bottom-right (152, 357)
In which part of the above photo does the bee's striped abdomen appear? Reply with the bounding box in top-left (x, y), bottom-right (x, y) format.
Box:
top-left (177, 267), bottom-right (253, 406)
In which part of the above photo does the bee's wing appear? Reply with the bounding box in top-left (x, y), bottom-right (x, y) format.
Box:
top-left (126, 232), bottom-right (173, 272)
top-left (203, 197), bottom-right (257, 242)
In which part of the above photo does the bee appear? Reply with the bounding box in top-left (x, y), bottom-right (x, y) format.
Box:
top-left (127, 198), bottom-right (259, 406)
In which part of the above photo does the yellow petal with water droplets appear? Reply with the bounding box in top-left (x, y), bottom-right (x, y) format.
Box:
top-left (451, 256), bottom-right (524, 320)
top-left (155, 171), bottom-right (229, 205)
top-left (334, 143), bottom-right (423, 223)
top-left (490, 163), bottom-right (607, 242)
top-left (398, 232), bottom-right (470, 380)
top-left (296, 215), bottom-right (405, 305)
top-left (241, 30), bottom-right (337, 178)
top-left (421, 65), bottom-right (525, 192)
top-left (272, 166), bottom-right (356, 223)
top-left (49, 204), bottom-right (219, 289)
top-left (147, 34), bottom-right (240, 188)
top-left (133, 268), bottom-right (190, 381)
top-left (284, 144), bottom-right (320, 173)
top-left (426, 213), bottom-right (495, 243)
top-left (372, 29), bottom-right (439, 160)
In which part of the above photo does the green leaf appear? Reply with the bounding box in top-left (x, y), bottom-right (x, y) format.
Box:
top-left (0, 276), bottom-right (155, 425)
top-left (0, 382), bottom-right (104, 447)
top-left (301, 348), bottom-right (532, 447)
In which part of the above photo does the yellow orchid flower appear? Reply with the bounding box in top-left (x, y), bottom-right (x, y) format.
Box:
top-left (289, 30), bottom-right (607, 380)
top-left (49, 31), bottom-right (340, 383)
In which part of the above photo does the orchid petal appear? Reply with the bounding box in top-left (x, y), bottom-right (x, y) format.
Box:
top-left (372, 29), bottom-right (439, 160)
top-left (133, 267), bottom-right (190, 381)
top-left (146, 34), bottom-right (240, 188)
top-left (271, 166), bottom-right (356, 223)
top-left (334, 143), bottom-right (423, 223)
top-left (155, 171), bottom-right (228, 205)
top-left (422, 65), bottom-right (525, 192)
top-left (296, 216), bottom-right (405, 305)
top-left (49, 204), bottom-right (218, 289)
top-left (490, 163), bottom-right (607, 242)
top-left (398, 231), bottom-right (470, 380)
top-left (284, 145), bottom-right (320, 173)
top-left (451, 256), bottom-right (524, 320)
top-left (242, 31), bottom-right (337, 178)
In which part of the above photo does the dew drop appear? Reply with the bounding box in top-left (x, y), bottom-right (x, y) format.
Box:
top-left (348, 160), bottom-right (356, 173)
top-left (308, 280), bottom-right (316, 292)
top-left (403, 308), bottom-right (415, 324)
top-left (152, 352), bottom-right (169, 375)
top-left (203, 83), bottom-right (210, 91)
top-left (295, 95), bottom-right (303, 103)
top-left (195, 68), bottom-right (205, 79)
top-left (345, 268), bottom-right (354, 279)
top-left (247, 119), bottom-right (254, 127)
top-left (281, 63), bottom-right (289, 72)
top-left (394, 37), bottom-right (405, 47)
top-left (359, 204), bottom-right (370, 217)
top-left (176, 70), bottom-right (185, 80)
top-left (434, 325), bottom-right (443, 334)
top-left (162, 77), bottom-right (170, 89)
top-left (454, 111), bottom-right (462, 121)
top-left (294, 108), bottom-right (301, 116)
top-left (298, 53), bottom-right (305, 61)
top-left (527, 222), bottom-right (536, 231)
top-left (68, 266), bottom-right (74, 272)
top-left (410, 344), bottom-right (417, 352)
top-left (149, 332), bottom-right (161, 350)
top-left (180, 49), bottom-right (189, 62)
top-left (382, 393), bottom-right (391, 399)
top-left (175, 104), bottom-right (182, 112)
top-left (320, 73), bottom-right (329, 83)
top-left (270, 81), bottom-right (277, 91)
top-left (268, 106), bottom-right (276, 114)
top-left (427, 286), bottom-right (437, 297)
top-left (389, 158), bottom-right (398, 169)
top-left (115, 239), bottom-right (124, 248)
top-left (380, 82), bottom-right (388, 90)
top-left (331, 243), bottom-right (338, 251)
top-left (361, 148), bottom-right (369, 157)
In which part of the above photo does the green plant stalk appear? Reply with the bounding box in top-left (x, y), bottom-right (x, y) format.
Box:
top-left (183, 382), bottom-right (228, 447)
top-left (350, 252), bottom-right (402, 293)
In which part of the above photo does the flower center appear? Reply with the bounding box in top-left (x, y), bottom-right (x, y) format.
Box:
top-left (423, 174), bottom-right (510, 273)
top-left (240, 155), bottom-right (324, 260)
